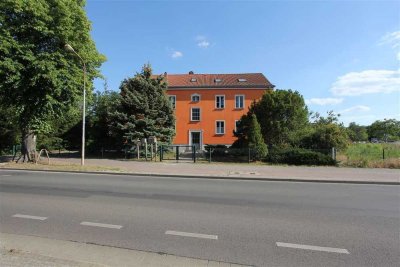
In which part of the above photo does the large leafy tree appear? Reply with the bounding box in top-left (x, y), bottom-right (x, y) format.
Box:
top-left (0, 0), bottom-right (105, 156)
top-left (367, 119), bottom-right (400, 142)
top-left (347, 122), bottom-right (368, 142)
top-left (112, 64), bottom-right (175, 144)
top-left (86, 90), bottom-right (120, 152)
top-left (301, 111), bottom-right (349, 150)
top-left (251, 89), bottom-right (309, 147)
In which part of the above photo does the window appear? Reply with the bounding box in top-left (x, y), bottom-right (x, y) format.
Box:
top-left (215, 95), bottom-right (225, 109)
top-left (191, 94), bottom-right (200, 102)
top-left (216, 121), bottom-right (225, 134)
top-left (215, 78), bottom-right (222, 83)
top-left (235, 95), bottom-right (244, 109)
top-left (235, 120), bottom-right (240, 132)
top-left (238, 78), bottom-right (247, 82)
top-left (169, 95), bottom-right (176, 109)
top-left (190, 78), bottom-right (197, 82)
top-left (191, 108), bottom-right (200, 121)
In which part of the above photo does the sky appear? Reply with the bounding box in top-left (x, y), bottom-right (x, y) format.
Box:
top-left (86, 0), bottom-right (400, 126)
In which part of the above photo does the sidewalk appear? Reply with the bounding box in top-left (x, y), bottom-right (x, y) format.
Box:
top-left (0, 233), bottom-right (248, 267)
top-left (40, 157), bottom-right (400, 184)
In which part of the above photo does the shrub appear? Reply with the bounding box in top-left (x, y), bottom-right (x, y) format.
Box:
top-left (266, 147), bottom-right (336, 166)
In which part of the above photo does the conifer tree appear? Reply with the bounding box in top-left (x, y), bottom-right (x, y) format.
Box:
top-left (112, 64), bottom-right (175, 144)
top-left (233, 112), bottom-right (268, 160)
top-left (248, 114), bottom-right (268, 159)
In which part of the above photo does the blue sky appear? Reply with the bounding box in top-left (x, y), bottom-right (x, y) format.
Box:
top-left (86, 0), bottom-right (400, 126)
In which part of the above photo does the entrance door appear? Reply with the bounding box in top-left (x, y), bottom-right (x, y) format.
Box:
top-left (191, 132), bottom-right (201, 150)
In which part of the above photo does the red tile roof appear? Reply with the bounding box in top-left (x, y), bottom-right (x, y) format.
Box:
top-left (156, 73), bottom-right (274, 89)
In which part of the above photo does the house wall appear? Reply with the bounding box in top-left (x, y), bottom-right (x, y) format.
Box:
top-left (167, 88), bottom-right (267, 147)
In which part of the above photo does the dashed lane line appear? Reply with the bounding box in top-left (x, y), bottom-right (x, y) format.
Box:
top-left (80, 221), bottom-right (123, 229)
top-left (276, 242), bottom-right (350, 254)
top-left (12, 214), bottom-right (48, 221)
top-left (165, 230), bottom-right (218, 240)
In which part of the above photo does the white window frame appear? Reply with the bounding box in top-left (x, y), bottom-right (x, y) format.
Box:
top-left (169, 95), bottom-right (176, 109)
top-left (191, 93), bottom-right (201, 102)
top-left (190, 107), bottom-right (201, 122)
top-left (215, 120), bottom-right (225, 135)
top-left (215, 95), bottom-right (225, 109)
top-left (235, 94), bottom-right (245, 109)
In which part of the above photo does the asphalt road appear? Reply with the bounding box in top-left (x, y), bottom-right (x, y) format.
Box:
top-left (0, 169), bottom-right (399, 267)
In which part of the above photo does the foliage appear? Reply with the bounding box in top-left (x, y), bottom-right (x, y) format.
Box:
top-left (0, 102), bottom-right (20, 153)
top-left (337, 143), bottom-right (400, 169)
top-left (251, 90), bottom-right (309, 147)
top-left (112, 64), bottom-right (175, 144)
top-left (347, 122), bottom-right (368, 142)
top-left (247, 114), bottom-right (268, 159)
top-left (266, 147), bottom-right (336, 166)
top-left (367, 119), bottom-right (400, 141)
top-left (0, 0), bottom-right (105, 136)
top-left (301, 111), bottom-right (349, 150)
top-left (86, 90), bottom-right (120, 152)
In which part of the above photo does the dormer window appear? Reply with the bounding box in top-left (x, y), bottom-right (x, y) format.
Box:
top-left (238, 78), bottom-right (247, 82)
top-left (214, 78), bottom-right (222, 83)
top-left (190, 78), bottom-right (197, 82)
top-left (191, 94), bottom-right (200, 102)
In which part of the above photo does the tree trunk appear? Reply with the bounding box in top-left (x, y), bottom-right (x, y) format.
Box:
top-left (16, 130), bottom-right (36, 163)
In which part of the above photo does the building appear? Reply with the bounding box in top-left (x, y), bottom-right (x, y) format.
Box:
top-left (162, 72), bottom-right (274, 149)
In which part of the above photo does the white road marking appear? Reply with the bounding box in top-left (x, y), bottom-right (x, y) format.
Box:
top-left (165, 230), bottom-right (218, 240)
top-left (0, 175), bottom-right (11, 176)
top-left (276, 242), bottom-right (349, 254)
top-left (12, 214), bottom-right (47, 221)
top-left (80, 221), bottom-right (122, 229)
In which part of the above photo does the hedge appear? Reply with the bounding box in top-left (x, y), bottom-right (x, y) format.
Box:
top-left (266, 147), bottom-right (336, 166)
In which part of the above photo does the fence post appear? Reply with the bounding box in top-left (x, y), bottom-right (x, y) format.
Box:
top-left (248, 147), bottom-right (251, 164)
top-left (193, 146), bottom-right (196, 163)
top-left (176, 146), bottom-right (179, 161)
top-left (383, 148), bottom-right (385, 160)
top-left (331, 147), bottom-right (336, 161)
top-left (160, 145), bottom-right (163, 161)
top-left (209, 148), bottom-right (211, 163)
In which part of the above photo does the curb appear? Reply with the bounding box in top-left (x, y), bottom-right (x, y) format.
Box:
top-left (1, 167), bottom-right (399, 185)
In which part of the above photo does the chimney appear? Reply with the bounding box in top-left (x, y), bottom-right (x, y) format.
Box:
top-left (164, 72), bottom-right (167, 77)
top-left (188, 71), bottom-right (194, 75)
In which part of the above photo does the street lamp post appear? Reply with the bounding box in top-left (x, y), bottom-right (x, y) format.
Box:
top-left (65, 44), bottom-right (86, 166)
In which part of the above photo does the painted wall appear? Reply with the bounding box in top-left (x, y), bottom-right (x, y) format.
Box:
top-left (167, 88), bottom-right (267, 146)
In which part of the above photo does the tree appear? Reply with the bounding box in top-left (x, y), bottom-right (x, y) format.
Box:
top-left (347, 122), bottom-right (368, 142)
top-left (232, 113), bottom-right (268, 159)
top-left (367, 119), bottom-right (400, 142)
top-left (0, 0), bottom-right (105, 160)
top-left (301, 111), bottom-right (349, 150)
top-left (112, 64), bottom-right (175, 144)
top-left (86, 90), bottom-right (120, 152)
top-left (247, 114), bottom-right (268, 159)
top-left (251, 90), bottom-right (309, 147)
top-left (0, 101), bottom-right (20, 153)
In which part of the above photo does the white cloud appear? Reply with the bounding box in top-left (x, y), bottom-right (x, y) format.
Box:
top-left (379, 31), bottom-right (400, 48)
top-left (171, 51), bottom-right (183, 58)
top-left (305, 98), bottom-right (343, 106)
top-left (331, 69), bottom-right (400, 96)
top-left (339, 105), bottom-right (371, 114)
top-left (198, 40), bottom-right (210, 48)
top-left (397, 51), bottom-right (400, 61)
top-left (196, 35), bottom-right (210, 48)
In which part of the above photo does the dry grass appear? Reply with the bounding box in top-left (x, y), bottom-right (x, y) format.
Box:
top-left (0, 161), bottom-right (122, 173)
top-left (340, 158), bottom-right (400, 169)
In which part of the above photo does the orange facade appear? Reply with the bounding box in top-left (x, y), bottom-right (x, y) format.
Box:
top-left (167, 88), bottom-right (266, 148)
